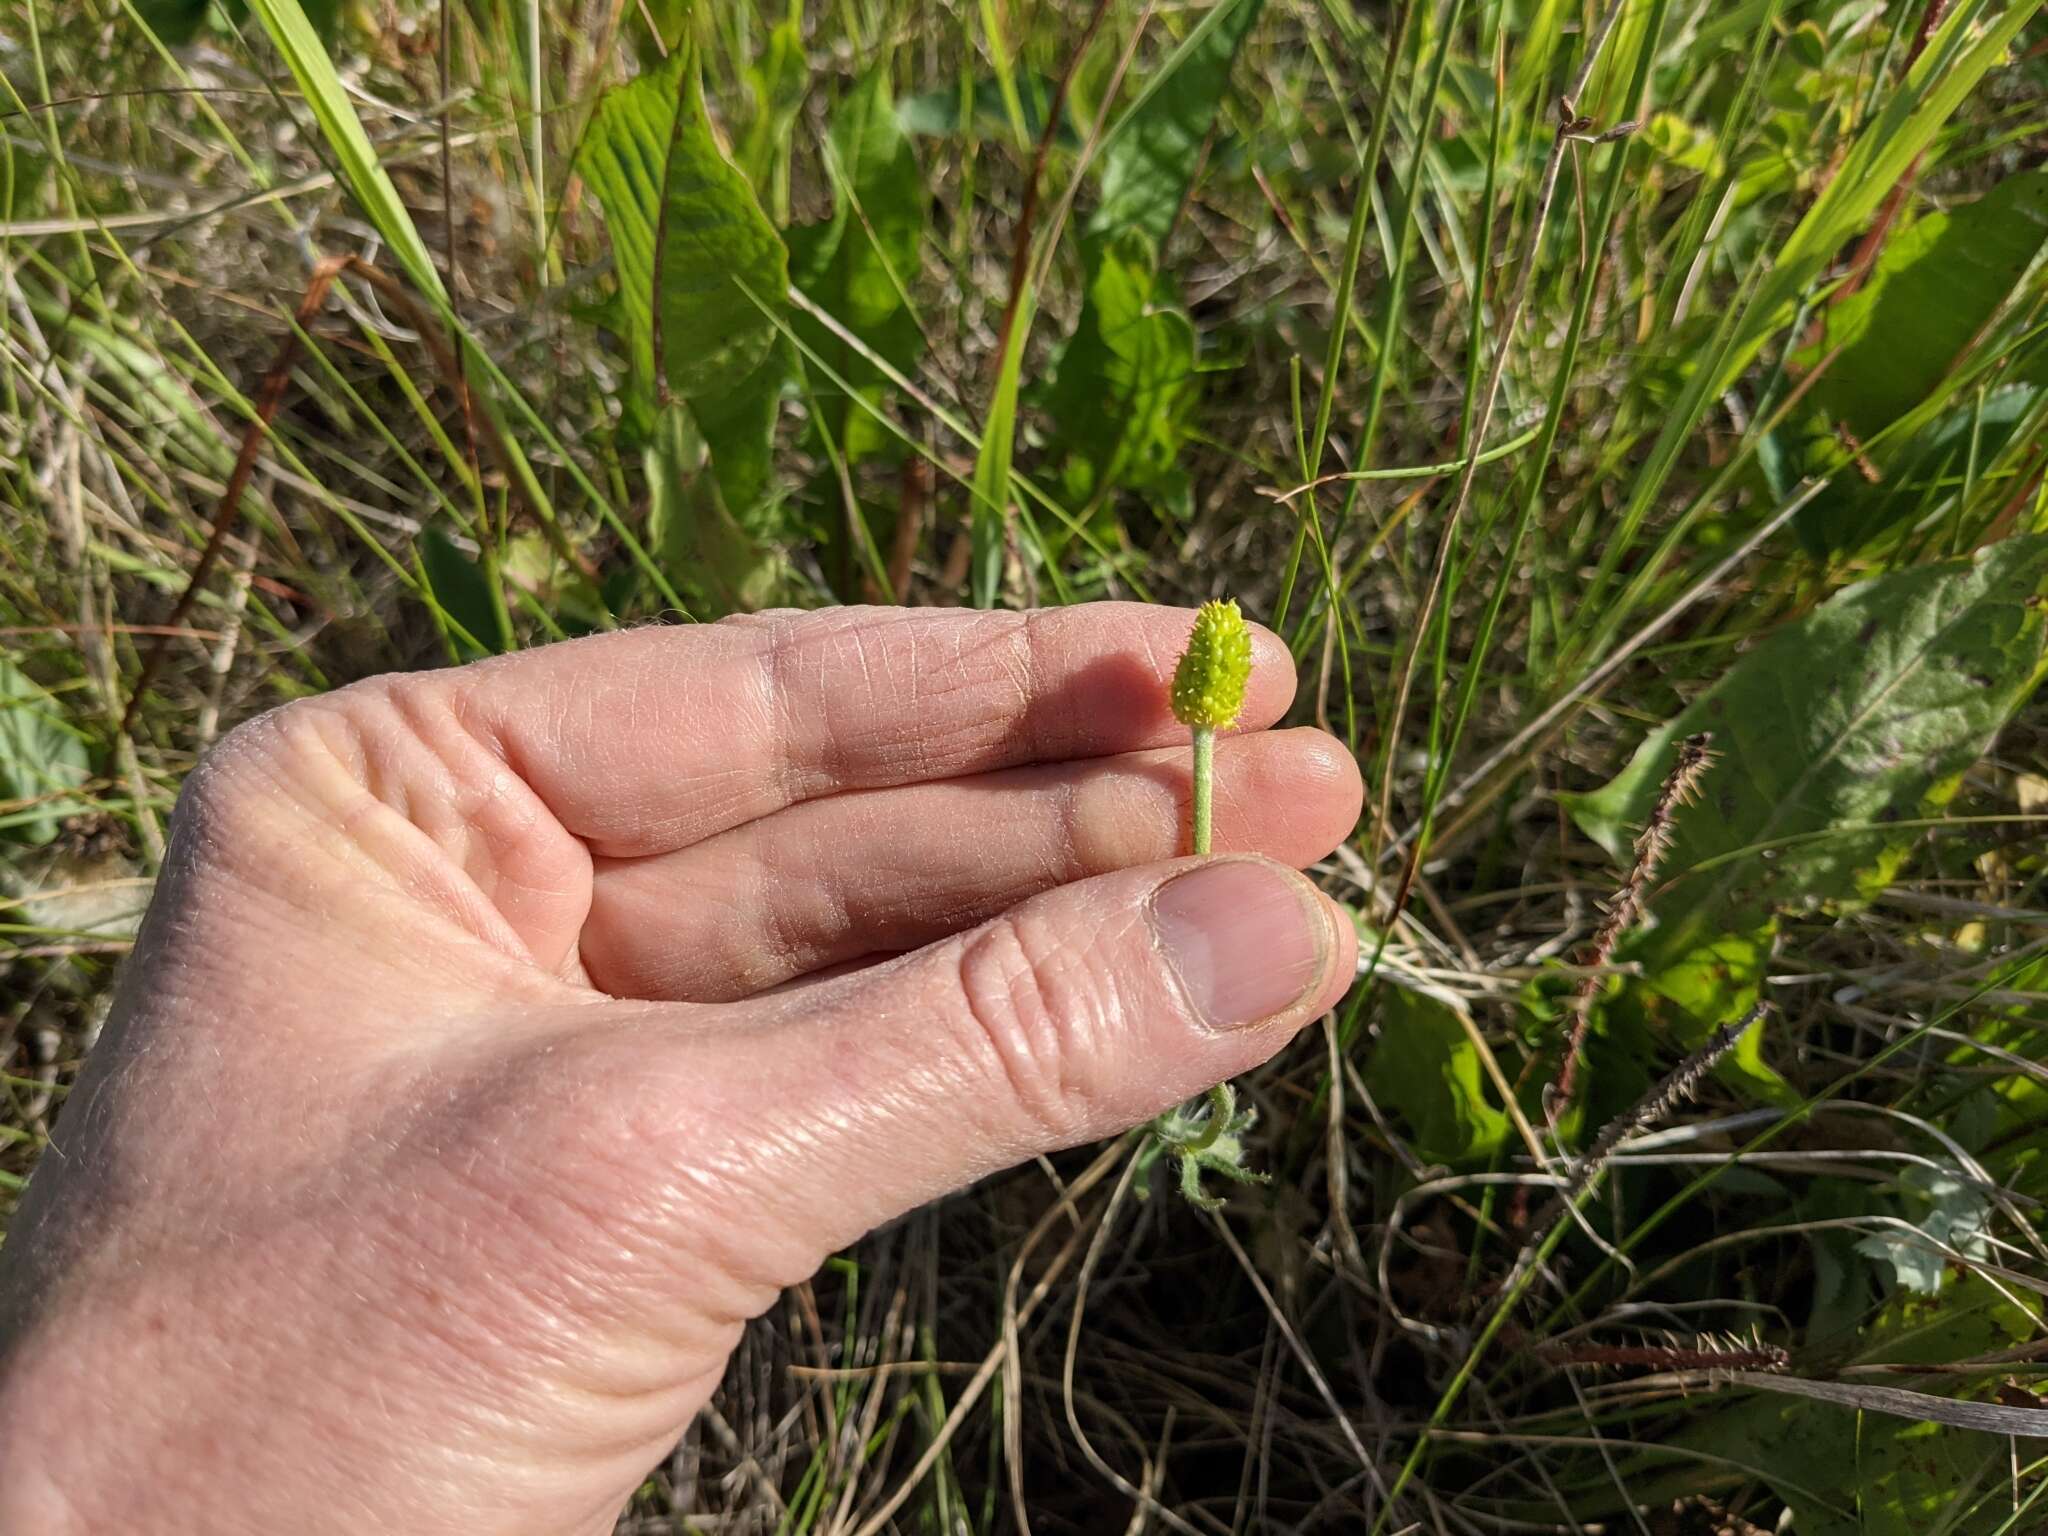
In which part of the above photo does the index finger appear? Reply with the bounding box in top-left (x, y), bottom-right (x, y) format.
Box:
top-left (448, 603), bottom-right (1300, 857)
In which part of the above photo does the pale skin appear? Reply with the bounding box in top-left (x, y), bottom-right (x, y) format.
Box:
top-left (0, 603), bottom-right (1361, 1534)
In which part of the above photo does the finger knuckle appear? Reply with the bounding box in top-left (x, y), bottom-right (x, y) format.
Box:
top-left (954, 912), bottom-right (1117, 1144)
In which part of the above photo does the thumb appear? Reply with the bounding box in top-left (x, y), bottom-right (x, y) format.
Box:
top-left (699, 856), bottom-right (1355, 1260)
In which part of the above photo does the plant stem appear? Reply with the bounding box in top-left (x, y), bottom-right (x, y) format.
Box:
top-left (1191, 725), bottom-right (1215, 855)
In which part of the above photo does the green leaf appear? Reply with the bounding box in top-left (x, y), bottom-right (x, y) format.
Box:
top-left (658, 47), bottom-right (791, 404)
top-left (645, 402), bottom-right (791, 615)
top-left (1568, 536), bottom-right (2048, 969)
top-left (1707, 0), bottom-right (2044, 402)
top-left (1793, 384), bottom-right (2043, 558)
top-left (1363, 988), bottom-right (1510, 1164)
top-left (580, 46), bottom-right (793, 505)
top-left (0, 659), bottom-right (90, 847)
top-left (790, 69), bottom-right (926, 463)
top-left (1040, 231), bottom-right (1199, 505)
top-left (416, 529), bottom-right (504, 661)
top-left (970, 291), bottom-right (1032, 609)
top-left (1088, 0), bottom-right (1263, 248)
top-left (1801, 171), bottom-right (2048, 439)
top-left (1787, 18), bottom-right (1827, 67)
top-left (1590, 925), bottom-right (1797, 1106)
top-left (135, 0), bottom-right (217, 44)
top-left (578, 51), bottom-right (685, 418)
top-left (899, 74), bottom-right (1080, 147)
top-left (691, 346), bottom-right (791, 514)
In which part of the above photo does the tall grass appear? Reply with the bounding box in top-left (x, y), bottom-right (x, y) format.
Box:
top-left (5, 0), bottom-right (2048, 1529)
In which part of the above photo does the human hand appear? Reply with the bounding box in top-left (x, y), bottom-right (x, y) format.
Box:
top-left (0, 604), bottom-right (1360, 1534)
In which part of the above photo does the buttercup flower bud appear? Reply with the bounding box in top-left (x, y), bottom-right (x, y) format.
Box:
top-left (1171, 599), bottom-right (1253, 731)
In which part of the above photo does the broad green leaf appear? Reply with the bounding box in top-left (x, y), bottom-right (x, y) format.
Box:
top-left (1598, 927), bottom-right (1797, 1105)
top-left (1088, 0), bottom-right (1263, 248)
top-left (581, 47), bottom-right (792, 504)
top-left (1363, 988), bottom-right (1509, 1164)
top-left (1801, 171), bottom-right (2048, 438)
top-left (658, 49), bottom-right (790, 403)
top-left (970, 292), bottom-right (1032, 610)
top-left (1670, 1277), bottom-right (2030, 1536)
top-left (898, 74), bottom-right (1080, 147)
top-left (690, 344), bottom-right (790, 515)
top-left (790, 70), bottom-right (926, 463)
top-left (136, 0), bottom-right (219, 44)
top-left (416, 529), bottom-right (505, 661)
top-left (0, 659), bottom-right (90, 847)
top-left (1569, 536), bottom-right (2048, 969)
top-left (1793, 385), bottom-right (2043, 558)
top-left (737, 20), bottom-right (807, 201)
top-left (645, 402), bottom-right (790, 615)
top-left (1041, 231), bottom-right (1199, 505)
top-left (1710, 0), bottom-right (2043, 400)
top-left (578, 51), bottom-right (684, 416)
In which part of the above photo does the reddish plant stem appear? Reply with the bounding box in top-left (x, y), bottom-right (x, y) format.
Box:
top-left (121, 256), bottom-right (535, 736)
top-left (1816, 0), bottom-right (1951, 320)
top-left (991, 0), bottom-right (1114, 368)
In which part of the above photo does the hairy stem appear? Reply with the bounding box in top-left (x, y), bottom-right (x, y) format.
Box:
top-left (1190, 725), bottom-right (1215, 855)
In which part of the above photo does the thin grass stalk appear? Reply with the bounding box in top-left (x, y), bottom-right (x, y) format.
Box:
top-left (1273, 0), bottom-right (1418, 631)
top-left (1363, 0), bottom-right (1648, 883)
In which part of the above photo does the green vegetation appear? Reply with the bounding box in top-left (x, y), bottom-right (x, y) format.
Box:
top-left (5, 0), bottom-right (2047, 1528)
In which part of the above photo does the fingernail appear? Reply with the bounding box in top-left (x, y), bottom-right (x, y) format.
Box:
top-left (1150, 861), bottom-right (1329, 1030)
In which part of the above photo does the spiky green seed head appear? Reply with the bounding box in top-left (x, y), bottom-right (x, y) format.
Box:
top-left (1171, 599), bottom-right (1253, 730)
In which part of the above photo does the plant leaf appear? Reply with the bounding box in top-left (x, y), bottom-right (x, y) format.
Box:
top-left (645, 402), bottom-right (790, 615)
top-left (579, 44), bottom-right (792, 505)
top-left (1593, 926), bottom-right (1797, 1105)
top-left (1088, 0), bottom-right (1263, 248)
top-left (1363, 987), bottom-right (1510, 1164)
top-left (1568, 535), bottom-right (2048, 969)
top-left (791, 69), bottom-right (926, 463)
top-left (658, 46), bottom-right (791, 405)
top-left (578, 51), bottom-right (683, 418)
top-left (1041, 230), bottom-right (1199, 506)
top-left (970, 291), bottom-right (1032, 609)
top-left (416, 529), bottom-right (504, 661)
top-left (1801, 170), bottom-right (2048, 438)
top-left (0, 659), bottom-right (90, 847)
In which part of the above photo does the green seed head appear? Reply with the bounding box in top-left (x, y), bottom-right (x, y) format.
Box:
top-left (1171, 599), bottom-right (1253, 730)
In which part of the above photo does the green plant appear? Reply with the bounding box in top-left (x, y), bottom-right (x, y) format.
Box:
top-left (1169, 596), bottom-right (1253, 856)
top-left (9, 0), bottom-right (2048, 1526)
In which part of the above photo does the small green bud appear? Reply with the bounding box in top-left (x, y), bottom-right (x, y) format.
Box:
top-left (1171, 599), bottom-right (1253, 730)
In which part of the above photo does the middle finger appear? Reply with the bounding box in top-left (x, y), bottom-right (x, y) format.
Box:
top-left (580, 728), bottom-right (1362, 1002)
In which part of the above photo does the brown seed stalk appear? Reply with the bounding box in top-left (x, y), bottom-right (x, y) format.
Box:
top-left (1552, 731), bottom-right (1718, 1107)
